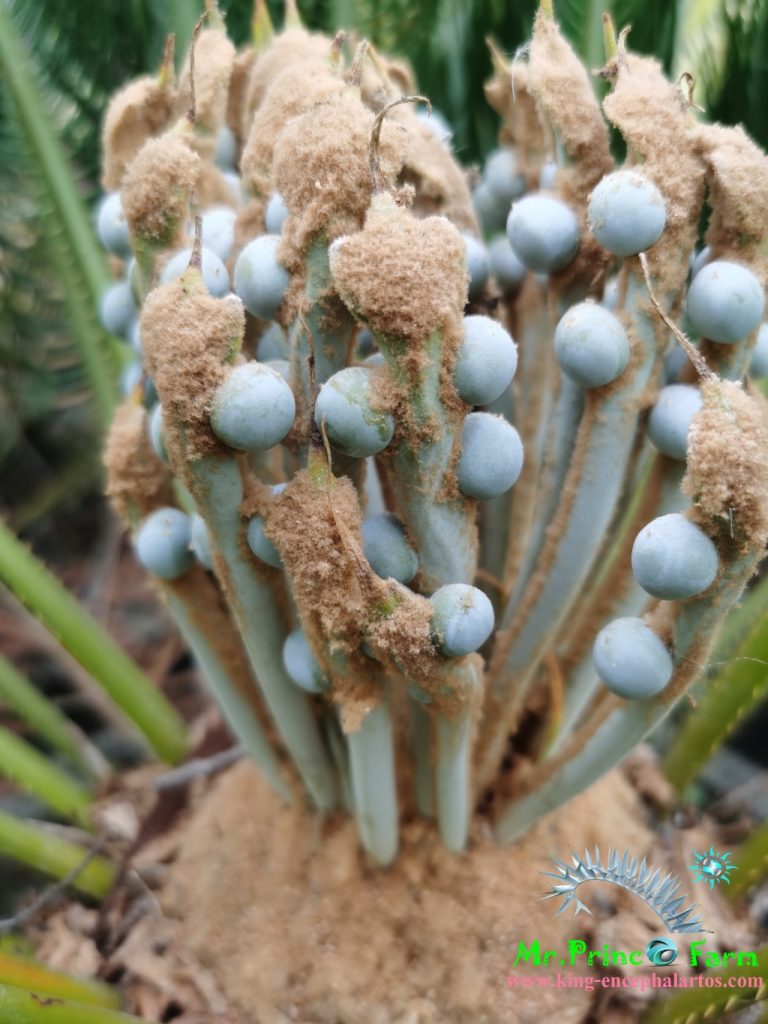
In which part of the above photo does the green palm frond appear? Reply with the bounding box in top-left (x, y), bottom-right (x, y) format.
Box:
top-left (705, 0), bottom-right (768, 150)
top-left (554, 0), bottom-right (610, 70)
top-left (0, 1), bottom-right (123, 454)
top-left (662, 572), bottom-right (768, 793)
top-left (611, 0), bottom-right (681, 69)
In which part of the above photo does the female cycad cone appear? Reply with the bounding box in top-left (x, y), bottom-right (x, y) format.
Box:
top-left (95, 0), bottom-right (768, 922)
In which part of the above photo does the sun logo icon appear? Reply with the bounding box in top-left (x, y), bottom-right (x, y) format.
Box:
top-left (688, 847), bottom-right (737, 889)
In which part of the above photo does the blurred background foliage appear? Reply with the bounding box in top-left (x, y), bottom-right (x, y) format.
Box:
top-left (0, 0), bottom-right (766, 531)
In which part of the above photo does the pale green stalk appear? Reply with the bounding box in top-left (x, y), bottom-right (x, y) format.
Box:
top-left (479, 384), bottom-right (515, 606)
top-left (322, 710), bottom-right (355, 814)
top-left (0, 953), bottom-right (119, 1010)
top-left (0, 811), bottom-right (115, 899)
top-left (0, 727), bottom-right (93, 829)
top-left (434, 664), bottom-right (480, 852)
top-left (501, 289), bottom-right (557, 591)
top-left (164, 589), bottom-right (290, 800)
top-left (479, 268), bottom-right (660, 791)
top-left (505, 374), bottom-right (584, 612)
top-left (550, 457), bottom-right (686, 751)
top-left (496, 546), bottom-right (761, 843)
top-left (0, 653), bottom-right (100, 781)
top-left (409, 697), bottom-right (434, 818)
top-left (188, 456), bottom-right (339, 810)
top-left (0, 518), bottom-right (187, 764)
top-left (376, 329), bottom-right (476, 590)
top-left (347, 684), bottom-right (398, 865)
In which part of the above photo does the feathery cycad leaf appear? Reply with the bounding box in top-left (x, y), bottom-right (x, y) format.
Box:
top-left (0, 2), bottom-right (118, 427)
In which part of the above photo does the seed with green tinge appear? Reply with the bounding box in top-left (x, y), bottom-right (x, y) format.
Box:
top-left (315, 367), bottom-right (394, 458)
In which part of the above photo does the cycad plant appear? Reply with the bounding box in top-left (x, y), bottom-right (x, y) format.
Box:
top-left (0, 0), bottom-right (767, 1020)
top-left (93, 0), bottom-right (768, 868)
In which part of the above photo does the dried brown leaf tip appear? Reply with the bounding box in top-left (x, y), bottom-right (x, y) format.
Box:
top-left (696, 123), bottom-right (768, 275)
top-left (602, 51), bottom-right (704, 289)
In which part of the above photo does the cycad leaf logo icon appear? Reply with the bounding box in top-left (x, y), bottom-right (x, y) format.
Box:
top-left (646, 938), bottom-right (678, 965)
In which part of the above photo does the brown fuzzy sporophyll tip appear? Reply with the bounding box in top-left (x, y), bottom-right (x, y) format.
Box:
top-left (684, 379), bottom-right (768, 548)
top-left (101, 76), bottom-right (175, 191)
top-left (121, 132), bottom-right (200, 246)
top-left (104, 402), bottom-right (172, 521)
top-left (140, 274), bottom-right (245, 466)
top-left (273, 95), bottom-right (407, 258)
top-left (329, 196), bottom-right (467, 345)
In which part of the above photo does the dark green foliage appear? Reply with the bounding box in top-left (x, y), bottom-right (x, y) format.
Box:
top-left (707, 0), bottom-right (768, 151)
top-left (1, 0), bottom-right (767, 524)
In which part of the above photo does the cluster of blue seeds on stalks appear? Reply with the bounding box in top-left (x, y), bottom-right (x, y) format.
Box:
top-left (97, 3), bottom-right (768, 861)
